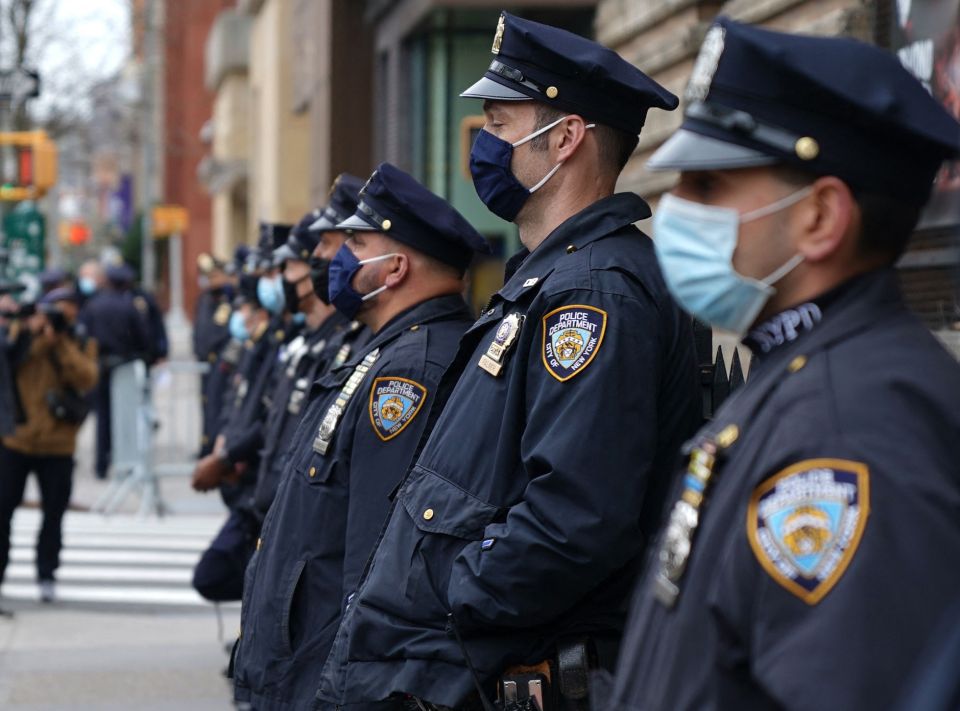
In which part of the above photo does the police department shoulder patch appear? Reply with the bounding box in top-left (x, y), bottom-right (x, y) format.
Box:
top-left (747, 459), bottom-right (870, 605)
top-left (369, 377), bottom-right (427, 442)
top-left (541, 305), bottom-right (607, 382)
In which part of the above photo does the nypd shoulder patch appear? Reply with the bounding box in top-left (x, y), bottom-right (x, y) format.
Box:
top-left (747, 459), bottom-right (870, 605)
top-left (369, 377), bottom-right (427, 442)
top-left (542, 305), bottom-right (607, 382)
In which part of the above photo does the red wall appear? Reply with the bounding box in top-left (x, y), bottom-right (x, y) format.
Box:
top-left (162, 0), bottom-right (235, 319)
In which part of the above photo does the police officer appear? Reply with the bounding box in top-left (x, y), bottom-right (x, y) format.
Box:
top-left (232, 164), bottom-right (489, 710)
top-left (79, 261), bottom-right (151, 479)
top-left (603, 18), bottom-right (960, 710)
top-left (249, 173), bottom-right (369, 524)
top-left (198, 246), bottom-right (250, 458)
top-left (193, 253), bottom-right (234, 372)
top-left (316, 13), bottom-right (700, 710)
top-left (192, 224), bottom-right (295, 601)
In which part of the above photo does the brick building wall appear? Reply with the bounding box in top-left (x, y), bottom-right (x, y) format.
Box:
top-left (163, 0), bottom-right (234, 318)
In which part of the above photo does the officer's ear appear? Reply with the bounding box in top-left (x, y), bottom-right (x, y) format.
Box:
top-left (382, 252), bottom-right (409, 289)
top-left (793, 175), bottom-right (857, 264)
top-left (554, 115), bottom-right (590, 163)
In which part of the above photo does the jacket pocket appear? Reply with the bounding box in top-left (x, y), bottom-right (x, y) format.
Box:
top-left (401, 467), bottom-right (500, 539)
top-left (297, 455), bottom-right (334, 486)
top-left (279, 558), bottom-right (307, 656)
top-left (395, 468), bottom-right (500, 617)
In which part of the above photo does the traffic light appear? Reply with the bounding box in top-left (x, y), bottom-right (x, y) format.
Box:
top-left (0, 130), bottom-right (57, 200)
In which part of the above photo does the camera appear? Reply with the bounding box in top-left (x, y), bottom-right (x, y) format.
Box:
top-left (38, 303), bottom-right (68, 333)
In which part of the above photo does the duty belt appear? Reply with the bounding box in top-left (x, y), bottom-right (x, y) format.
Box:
top-left (312, 348), bottom-right (380, 455)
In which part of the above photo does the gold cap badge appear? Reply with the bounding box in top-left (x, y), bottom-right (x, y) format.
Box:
top-left (492, 14), bottom-right (505, 55)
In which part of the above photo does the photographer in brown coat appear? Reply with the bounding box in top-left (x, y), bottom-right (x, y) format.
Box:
top-left (0, 287), bottom-right (97, 604)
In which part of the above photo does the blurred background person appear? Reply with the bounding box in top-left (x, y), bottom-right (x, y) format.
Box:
top-left (79, 262), bottom-right (151, 479)
top-left (76, 259), bottom-right (105, 309)
top-left (0, 287), bottom-right (97, 605)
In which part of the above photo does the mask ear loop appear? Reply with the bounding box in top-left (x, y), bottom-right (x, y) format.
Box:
top-left (357, 252), bottom-right (401, 303)
top-left (523, 123), bottom-right (597, 195)
top-left (740, 187), bottom-right (813, 287)
top-left (740, 185), bottom-right (813, 223)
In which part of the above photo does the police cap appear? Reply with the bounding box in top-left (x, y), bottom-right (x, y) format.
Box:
top-left (39, 267), bottom-right (68, 291)
top-left (337, 163), bottom-right (491, 271)
top-left (228, 245), bottom-right (250, 276)
top-left (197, 253), bottom-right (226, 275)
top-left (257, 222), bottom-right (292, 268)
top-left (460, 12), bottom-right (678, 135)
top-left (275, 210), bottom-right (323, 263)
top-left (309, 173), bottom-right (365, 233)
top-left (106, 263), bottom-right (136, 284)
top-left (648, 17), bottom-right (960, 205)
top-left (40, 286), bottom-right (79, 305)
top-left (234, 273), bottom-right (260, 308)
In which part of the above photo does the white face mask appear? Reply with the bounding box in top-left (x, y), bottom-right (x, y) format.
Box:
top-left (652, 186), bottom-right (813, 336)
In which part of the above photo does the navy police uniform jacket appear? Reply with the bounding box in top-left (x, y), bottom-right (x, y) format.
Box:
top-left (193, 287), bottom-right (232, 365)
top-left (252, 313), bottom-right (366, 521)
top-left (233, 294), bottom-right (473, 710)
top-left (132, 288), bottom-right (168, 365)
top-left (603, 269), bottom-right (960, 710)
top-left (218, 316), bottom-right (294, 510)
top-left (251, 315), bottom-right (369, 523)
top-left (316, 194), bottom-right (701, 707)
top-left (79, 289), bottom-right (151, 363)
top-left (201, 337), bottom-right (243, 457)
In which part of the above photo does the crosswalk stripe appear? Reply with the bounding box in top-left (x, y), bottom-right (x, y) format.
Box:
top-left (0, 582), bottom-right (215, 606)
top-left (10, 547), bottom-right (201, 566)
top-left (2, 510), bottom-right (234, 609)
top-left (10, 533), bottom-right (211, 551)
top-left (4, 563), bottom-right (193, 584)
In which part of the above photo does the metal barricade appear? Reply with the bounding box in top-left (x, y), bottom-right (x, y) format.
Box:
top-left (92, 359), bottom-right (209, 516)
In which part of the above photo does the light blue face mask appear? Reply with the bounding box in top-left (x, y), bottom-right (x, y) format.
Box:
top-left (229, 310), bottom-right (249, 341)
top-left (652, 187), bottom-right (812, 336)
top-left (257, 274), bottom-right (285, 316)
top-left (78, 277), bottom-right (97, 296)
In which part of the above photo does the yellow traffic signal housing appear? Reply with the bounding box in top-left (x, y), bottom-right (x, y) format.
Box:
top-left (0, 130), bottom-right (57, 199)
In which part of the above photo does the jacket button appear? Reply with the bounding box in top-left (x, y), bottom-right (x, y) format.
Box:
top-left (423, 508), bottom-right (434, 520)
top-left (788, 355), bottom-right (807, 373)
top-left (256, 538), bottom-right (262, 550)
top-left (566, 244), bottom-right (577, 254)
top-left (309, 466), bottom-right (317, 477)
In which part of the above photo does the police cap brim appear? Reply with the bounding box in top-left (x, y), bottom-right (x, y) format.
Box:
top-left (335, 214), bottom-right (375, 232)
top-left (460, 76), bottom-right (530, 101)
top-left (647, 128), bottom-right (779, 172)
top-left (308, 215), bottom-right (336, 232)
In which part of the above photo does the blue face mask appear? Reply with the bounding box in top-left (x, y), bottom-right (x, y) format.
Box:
top-left (257, 274), bottom-right (285, 315)
top-left (292, 312), bottom-right (306, 326)
top-left (652, 188), bottom-right (811, 336)
top-left (327, 245), bottom-right (398, 320)
top-left (78, 277), bottom-right (97, 296)
top-left (228, 310), bottom-right (249, 341)
top-left (469, 115), bottom-right (594, 222)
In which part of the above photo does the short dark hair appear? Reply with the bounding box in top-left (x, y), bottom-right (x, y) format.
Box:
top-left (530, 104), bottom-right (637, 177)
top-left (774, 165), bottom-right (921, 261)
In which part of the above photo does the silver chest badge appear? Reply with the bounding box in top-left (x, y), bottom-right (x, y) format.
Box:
top-left (478, 312), bottom-right (524, 377)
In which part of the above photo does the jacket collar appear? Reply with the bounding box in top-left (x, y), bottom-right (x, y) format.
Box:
top-left (497, 193), bottom-right (651, 302)
top-left (342, 293), bottom-right (471, 368)
top-left (748, 268), bottom-right (905, 375)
